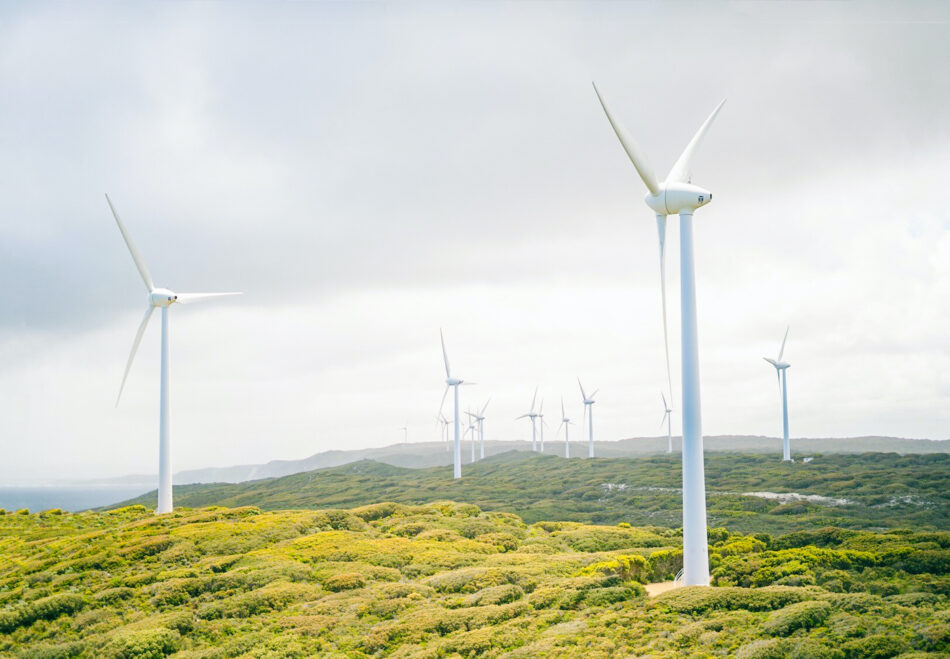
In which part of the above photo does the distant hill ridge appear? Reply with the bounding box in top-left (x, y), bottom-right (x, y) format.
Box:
top-left (79, 434), bottom-right (948, 487)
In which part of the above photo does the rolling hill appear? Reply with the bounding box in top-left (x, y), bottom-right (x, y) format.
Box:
top-left (112, 451), bottom-right (950, 535)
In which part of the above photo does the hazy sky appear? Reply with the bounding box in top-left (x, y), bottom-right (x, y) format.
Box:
top-left (1, 1), bottom-right (948, 483)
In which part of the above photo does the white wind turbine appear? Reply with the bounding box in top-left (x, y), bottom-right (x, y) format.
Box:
top-left (400, 426), bottom-right (408, 444)
top-left (537, 399), bottom-right (547, 453)
top-left (464, 411), bottom-right (478, 463)
top-left (764, 327), bottom-right (792, 462)
top-left (578, 378), bottom-right (598, 458)
top-left (438, 413), bottom-right (451, 452)
top-left (108, 194), bottom-right (241, 515)
top-left (593, 83), bottom-right (725, 586)
top-left (439, 330), bottom-right (474, 479)
top-left (516, 386), bottom-right (540, 451)
top-left (661, 392), bottom-right (673, 454)
top-left (556, 397), bottom-right (573, 458)
top-left (466, 398), bottom-right (490, 460)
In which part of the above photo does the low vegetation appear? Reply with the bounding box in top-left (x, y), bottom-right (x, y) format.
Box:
top-left (2, 502), bottom-right (949, 657)
top-left (113, 451), bottom-right (950, 534)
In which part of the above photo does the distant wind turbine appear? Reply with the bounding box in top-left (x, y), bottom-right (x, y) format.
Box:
top-left (466, 398), bottom-right (490, 460)
top-left (439, 330), bottom-right (474, 479)
top-left (593, 83), bottom-right (725, 586)
top-left (537, 399), bottom-right (547, 453)
top-left (465, 411), bottom-right (478, 463)
top-left (438, 413), bottom-right (451, 452)
top-left (661, 392), bottom-right (673, 454)
top-left (578, 378), bottom-right (598, 458)
top-left (108, 194), bottom-right (241, 515)
top-left (764, 327), bottom-right (792, 462)
top-left (516, 387), bottom-right (540, 451)
top-left (400, 426), bottom-right (408, 444)
top-left (557, 397), bottom-right (573, 458)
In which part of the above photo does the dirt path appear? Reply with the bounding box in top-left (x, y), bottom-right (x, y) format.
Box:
top-left (644, 581), bottom-right (678, 597)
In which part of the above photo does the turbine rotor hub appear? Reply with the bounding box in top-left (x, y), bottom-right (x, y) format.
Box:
top-left (149, 288), bottom-right (178, 307)
top-left (646, 182), bottom-right (713, 216)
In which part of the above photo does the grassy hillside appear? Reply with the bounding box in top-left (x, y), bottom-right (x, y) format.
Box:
top-left (113, 452), bottom-right (950, 535)
top-left (2, 503), bottom-right (949, 657)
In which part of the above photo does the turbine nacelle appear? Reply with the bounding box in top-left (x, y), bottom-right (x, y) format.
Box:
top-left (149, 288), bottom-right (178, 307)
top-left (646, 183), bottom-right (713, 216)
top-left (446, 377), bottom-right (463, 386)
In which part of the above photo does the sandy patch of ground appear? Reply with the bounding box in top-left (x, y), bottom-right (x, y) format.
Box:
top-left (644, 581), bottom-right (678, 597)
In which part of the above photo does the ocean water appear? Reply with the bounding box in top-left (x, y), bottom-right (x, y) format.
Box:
top-left (0, 486), bottom-right (151, 513)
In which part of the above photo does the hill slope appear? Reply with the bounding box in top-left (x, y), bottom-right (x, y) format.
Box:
top-left (113, 451), bottom-right (950, 535)
top-left (2, 503), bottom-right (949, 657)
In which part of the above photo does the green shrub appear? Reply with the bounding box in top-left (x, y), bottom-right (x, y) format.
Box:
top-left (94, 587), bottom-right (135, 604)
top-left (647, 548), bottom-right (683, 581)
top-left (105, 628), bottom-right (180, 659)
top-left (578, 554), bottom-right (650, 584)
top-left (0, 593), bottom-right (86, 632)
top-left (654, 586), bottom-right (809, 613)
top-left (763, 600), bottom-right (832, 636)
top-left (15, 640), bottom-right (85, 658)
top-left (840, 633), bottom-right (908, 658)
top-left (325, 572), bottom-right (366, 591)
top-left (462, 584), bottom-right (524, 606)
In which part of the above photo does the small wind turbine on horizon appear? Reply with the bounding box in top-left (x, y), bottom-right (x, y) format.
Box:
top-left (537, 399), bottom-right (547, 453)
top-left (400, 426), bottom-right (408, 444)
top-left (108, 194), bottom-right (241, 515)
top-left (466, 398), bottom-right (490, 461)
top-left (557, 397), bottom-right (573, 458)
top-left (578, 378), bottom-right (598, 458)
top-left (593, 82), bottom-right (725, 586)
top-left (661, 392), bottom-right (673, 454)
top-left (516, 387), bottom-right (540, 452)
top-left (437, 413), bottom-right (451, 452)
top-left (764, 327), bottom-right (792, 462)
top-left (439, 330), bottom-right (474, 479)
top-left (464, 411), bottom-right (477, 463)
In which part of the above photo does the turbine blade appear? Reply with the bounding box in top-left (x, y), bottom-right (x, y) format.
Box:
top-left (592, 82), bottom-right (660, 195)
top-left (438, 385), bottom-right (449, 418)
top-left (590, 389), bottom-right (599, 400)
top-left (116, 305), bottom-right (155, 406)
top-left (657, 213), bottom-right (673, 409)
top-left (530, 386), bottom-right (538, 413)
top-left (176, 292), bottom-right (242, 305)
top-left (577, 377), bottom-right (587, 400)
top-left (778, 326), bottom-right (790, 361)
top-left (462, 381), bottom-right (477, 386)
top-left (665, 99), bottom-right (726, 184)
top-left (480, 397), bottom-right (491, 416)
top-left (764, 357), bottom-right (778, 367)
top-left (516, 414), bottom-right (530, 420)
top-left (440, 329), bottom-right (451, 378)
top-left (660, 411), bottom-right (668, 428)
top-left (561, 397), bottom-right (565, 419)
top-left (106, 194), bottom-right (154, 292)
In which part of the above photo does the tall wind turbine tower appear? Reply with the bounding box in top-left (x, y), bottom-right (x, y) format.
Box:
top-left (593, 83), bottom-right (725, 586)
top-left (661, 392), bottom-right (673, 454)
top-left (764, 327), bottom-right (792, 462)
top-left (578, 378), bottom-right (598, 458)
top-left (438, 414), bottom-right (451, 452)
top-left (439, 330), bottom-right (473, 479)
top-left (557, 397), bottom-right (573, 458)
top-left (516, 387), bottom-right (540, 451)
top-left (108, 194), bottom-right (241, 515)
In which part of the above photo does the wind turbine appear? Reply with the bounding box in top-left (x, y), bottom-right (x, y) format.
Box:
top-left (400, 426), bottom-right (408, 444)
top-left (516, 386), bottom-right (540, 451)
top-left (661, 392), bottom-right (673, 454)
top-left (438, 413), bottom-right (451, 452)
top-left (466, 398), bottom-right (490, 460)
top-left (578, 378), bottom-right (598, 458)
top-left (464, 411), bottom-right (478, 463)
top-left (764, 327), bottom-right (792, 462)
top-left (556, 397), bottom-right (573, 458)
top-left (108, 194), bottom-right (241, 515)
top-left (439, 330), bottom-right (474, 479)
top-left (593, 83), bottom-right (725, 586)
top-left (537, 399), bottom-right (547, 453)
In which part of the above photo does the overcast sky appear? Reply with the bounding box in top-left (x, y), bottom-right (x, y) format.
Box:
top-left (1, 1), bottom-right (948, 483)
